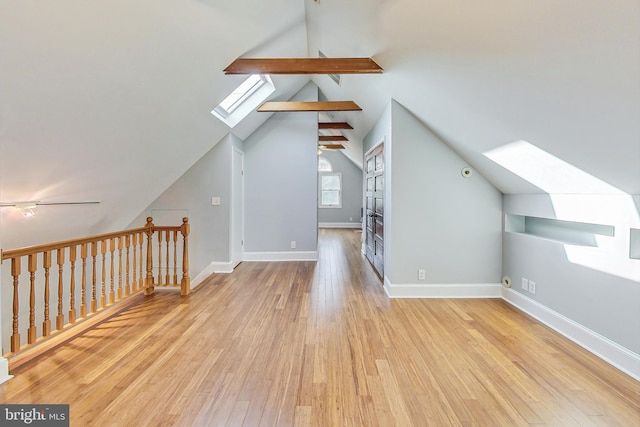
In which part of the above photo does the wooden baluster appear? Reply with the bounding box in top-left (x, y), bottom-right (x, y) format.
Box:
top-left (100, 240), bottom-right (107, 308)
top-left (42, 251), bottom-right (52, 336)
top-left (56, 248), bottom-right (65, 331)
top-left (138, 232), bottom-right (144, 292)
top-left (80, 243), bottom-right (88, 318)
top-left (109, 238), bottom-right (115, 304)
top-left (165, 230), bottom-right (170, 285)
top-left (117, 236), bottom-right (123, 300)
top-left (173, 230), bottom-right (178, 285)
top-left (180, 217), bottom-right (190, 296)
top-left (91, 241), bottom-right (98, 313)
top-left (144, 217), bottom-right (155, 295)
top-left (125, 235), bottom-right (131, 297)
top-left (132, 233), bottom-right (138, 292)
top-left (11, 257), bottom-right (21, 352)
top-left (28, 254), bottom-right (37, 344)
top-left (157, 228), bottom-right (163, 285)
top-left (68, 245), bottom-right (77, 324)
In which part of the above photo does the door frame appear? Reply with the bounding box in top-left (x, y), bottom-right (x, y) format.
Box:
top-left (231, 147), bottom-right (244, 269)
top-left (363, 138), bottom-right (385, 278)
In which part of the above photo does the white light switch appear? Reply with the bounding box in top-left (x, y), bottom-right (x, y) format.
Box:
top-left (211, 197), bottom-right (221, 206)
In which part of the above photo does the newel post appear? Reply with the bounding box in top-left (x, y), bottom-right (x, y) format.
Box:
top-left (144, 217), bottom-right (155, 296)
top-left (180, 217), bottom-right (191, 296)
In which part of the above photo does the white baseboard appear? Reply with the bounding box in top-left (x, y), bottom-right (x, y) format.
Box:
top-left (384, 276), bottom-right (502, 298)
top-left (190, 263), bottom-right (217, 289)
top-left (319, 222), bottom-right (362, 229)
top-left (243, 251), bottom-right (318, 262)
top-left (502, 288), bottom-right (640, 382)
top-left (191, 261), bottom-right (241, 289)
top-left (0, 357), bottom-right (13, 384)
top-left (209, 261), bottom-right (236, 274)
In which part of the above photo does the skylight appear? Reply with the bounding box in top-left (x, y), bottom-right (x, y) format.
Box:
top-left (211, 74), bottom-right (275, 127)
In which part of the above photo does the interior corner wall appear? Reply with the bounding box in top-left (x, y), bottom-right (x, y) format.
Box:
top-left (243, 82), bottom-right (318, 254)
top-left (388, 100), bottom-right (502, 285)
top-left (128, 134), bottom-right (240, 277)
top-left (503, 193), bottom-right (640, 355)
top-left (318, 150), bottom-right (363, 226)
top-left (364, 100), bottom-right (502, 289)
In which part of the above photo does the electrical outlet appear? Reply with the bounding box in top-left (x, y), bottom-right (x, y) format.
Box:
top-left (290, 241), bottom-right (296, 249)
top-left (418, 269), bottom-right (425, 280)
top-left (211, 197), bottom-right (221, 206)
top-left (521, 278), bottom-right (529, 290)
top-left (528, 280), bottom-right (536, 295)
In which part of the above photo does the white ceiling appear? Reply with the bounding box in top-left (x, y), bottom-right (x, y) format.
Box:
top-left (1, 0), bottom-right (638, 247)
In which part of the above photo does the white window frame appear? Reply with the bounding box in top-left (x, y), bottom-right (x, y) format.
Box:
top-left (319, 172), bottom-right (342, 209)
top-left (318, 156), bottom-right (332, 172)
top-left (211, 74), bottom-right (275, 128)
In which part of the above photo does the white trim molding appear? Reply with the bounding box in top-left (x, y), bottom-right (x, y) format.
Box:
top-left (190, 263), bottom-right (218, 289)
top-left (243, 251), bottom-right (318, 262)
top-left (191, 260), bottom-right (243, 289)
top-left (384, 277), bottom-right (502, 298)
top-left (502, 288), bottom-right (640, 382)
top-left (319, 222), bottom-right (362, 229)
top-left (0, 357), bottom-right (12, 385)
top-left (209, 261), bottom-right (237, 274)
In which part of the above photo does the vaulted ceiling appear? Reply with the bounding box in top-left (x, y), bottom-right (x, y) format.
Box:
top-left (1, 0), bottom-right (638, 247)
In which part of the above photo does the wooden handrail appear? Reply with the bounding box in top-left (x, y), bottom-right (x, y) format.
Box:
top-left (1, 227), bottom-right (148, 259)
top-left (1, 217), bottom-right (190, 356)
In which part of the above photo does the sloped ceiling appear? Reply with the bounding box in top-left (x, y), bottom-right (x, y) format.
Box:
top-left (1, 0), bottom-right (639, 248)
top-left (0, 0), bottom-right (308, 247)
top-left (306, 0), bottom-right (640, 195)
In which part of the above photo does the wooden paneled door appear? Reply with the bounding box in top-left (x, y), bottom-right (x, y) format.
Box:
top-left (365, 143), bottom-right (384, 278)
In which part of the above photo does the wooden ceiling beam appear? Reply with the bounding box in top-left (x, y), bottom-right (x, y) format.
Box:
top-left (318, 122), bottom-right (353, 130)
top-left (319, 144), bottom-right (345, 150)
top-left (319, 135), bottom-right (348, 142)
top-left (224, 58), bottom-right (382, 75)
top-left (257, 101), bottom-right (361, 112)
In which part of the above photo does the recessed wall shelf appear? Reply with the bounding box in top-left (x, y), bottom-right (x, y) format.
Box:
top-left (630, 228), bottom-right (640, 260)
top-left (505, 214), bottom-right (615, 247)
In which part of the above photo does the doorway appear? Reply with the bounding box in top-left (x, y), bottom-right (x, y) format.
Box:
top-left (364, 143), bottom-right (384, 278)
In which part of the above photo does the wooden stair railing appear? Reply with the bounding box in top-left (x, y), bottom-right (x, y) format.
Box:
top-left (0, 217), bottom-right (190, 356)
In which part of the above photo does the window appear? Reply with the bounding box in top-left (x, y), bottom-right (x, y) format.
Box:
top-left (211, 74), bottom-right (275, 128)
top-left (319, 172), bottom-right (342, 208)
top-left (318, 156), bottom-right (332, 172)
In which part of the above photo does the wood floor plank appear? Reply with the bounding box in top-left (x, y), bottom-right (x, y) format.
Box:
top-left (1, 229), bottom-right (638, 426)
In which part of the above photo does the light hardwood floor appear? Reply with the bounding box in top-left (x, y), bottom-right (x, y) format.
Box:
top-left (1, 229), bottom-right (639, 426)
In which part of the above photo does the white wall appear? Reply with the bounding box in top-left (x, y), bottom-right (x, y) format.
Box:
top-left (128, 134), bottom-right (242, 278)
top-left (318, 150), bottom-right (363, 226)
top-left (0, 160), bottom-right (11, 382)
top-left (365, 100), bottom-right (503, 296)
top-left (503, 193), bottom-right (640, 355)
top-left (243, 82), bottom-right (319, 258)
